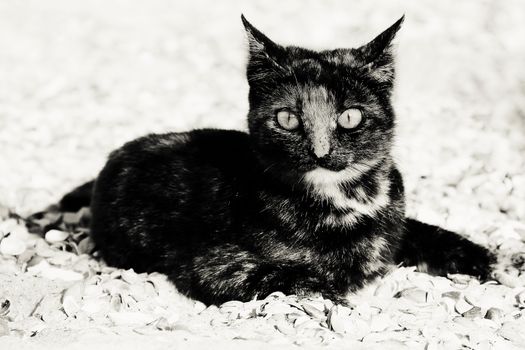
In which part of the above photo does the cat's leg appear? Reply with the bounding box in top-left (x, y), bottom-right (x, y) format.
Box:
top-left (180, 244), bottom-right (341, 305)
top-left (396, 218), bottom-right (496, 280)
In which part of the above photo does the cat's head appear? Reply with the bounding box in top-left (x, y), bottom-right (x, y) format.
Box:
top-left (242, 15), bottom-right (403, 183)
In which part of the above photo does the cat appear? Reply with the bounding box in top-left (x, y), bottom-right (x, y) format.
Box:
top-left (59, 15), bottom-right (495, 305)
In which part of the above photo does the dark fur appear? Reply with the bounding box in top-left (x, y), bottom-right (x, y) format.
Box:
top-left (61, 16), bottom-right (495, 305)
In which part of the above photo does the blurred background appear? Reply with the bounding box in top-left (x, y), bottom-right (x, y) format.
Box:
top-left (0, 0), bottom-right (524, 237)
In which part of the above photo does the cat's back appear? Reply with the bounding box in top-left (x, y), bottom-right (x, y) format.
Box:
top-left (90, 129), bottom-right (254, 270)
top-left (94, 128), bottom-right (254, 208)
top-left (95, 129), bottom-right (253, 196)
top-left (107, 129), bottom-right (252, 168)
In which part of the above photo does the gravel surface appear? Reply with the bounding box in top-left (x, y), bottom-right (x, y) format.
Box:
top-left (1, 0), bottom-right (525, 348)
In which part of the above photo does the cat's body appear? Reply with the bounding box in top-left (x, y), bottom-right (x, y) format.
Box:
top-left (90, 129), bottom-right (402, 304)
top-left (62, 16), bottom-right (495, 305)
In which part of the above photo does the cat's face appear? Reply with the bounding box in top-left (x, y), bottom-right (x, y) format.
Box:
top-left (242, 16), bottom-right (403, 182)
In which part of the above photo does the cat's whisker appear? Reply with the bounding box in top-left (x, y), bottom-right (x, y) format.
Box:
top-left (262, 163), bottom-right (276, 174)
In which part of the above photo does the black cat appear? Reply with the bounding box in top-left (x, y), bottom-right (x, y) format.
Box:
top-left (60, 15), bottom-right (495, 305)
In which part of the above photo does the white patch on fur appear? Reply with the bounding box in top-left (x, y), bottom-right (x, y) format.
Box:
top-left (301, 86), bottom-right (337, 159)
top-left (265, 241), bottom-right (314, 262)
top-left (312, 133), bottom-right (331, 158)
top-left (193, 247), bottom-right (258, 292)
top-left (344, 179), bottom-right (390, 214)
top-left (322, 179), bottom-right (390, 227)
top-left (362, 236), bottom-right (391, 275)
top-left (304, 160), bottom-right (390, 227)
top-left (304, 161), bottom-right (373, 187)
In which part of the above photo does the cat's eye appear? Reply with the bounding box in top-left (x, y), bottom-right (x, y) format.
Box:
top-left (276, 110), bottom-right (300, 131)
top-left (338, 108), bottom-right (363, 130)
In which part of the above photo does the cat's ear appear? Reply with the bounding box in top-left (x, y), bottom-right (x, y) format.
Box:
top-left (241, 15), bottom-right (289, 83)
top-left (355, 15), bottom-right (404, 85)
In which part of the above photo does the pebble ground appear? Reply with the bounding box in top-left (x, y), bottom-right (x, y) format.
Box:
top-left (1, 0), bottom-right (525, 348)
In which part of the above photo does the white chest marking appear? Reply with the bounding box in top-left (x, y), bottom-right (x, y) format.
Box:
top-left (303, 164), bottom-right (390, 227)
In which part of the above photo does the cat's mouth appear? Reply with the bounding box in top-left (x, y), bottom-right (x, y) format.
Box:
top-left (314, 157), bottom-right (347, 172)
top-left (317, 163), bottom-right (347, 172)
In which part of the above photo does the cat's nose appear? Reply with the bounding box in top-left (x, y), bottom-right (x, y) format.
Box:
top-left (309, 147), bottom-right (332, 160)
top-left (310, 136), bottom-right (331, 159)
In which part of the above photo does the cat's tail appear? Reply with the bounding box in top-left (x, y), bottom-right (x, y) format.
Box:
top-left (397, 218), bottom-right (496, 281)
top-left (59, 180), bottom-right (95, 212)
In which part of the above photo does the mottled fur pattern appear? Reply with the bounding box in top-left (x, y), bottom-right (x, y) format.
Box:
top-left (61, 16), bottom-right (495, 305)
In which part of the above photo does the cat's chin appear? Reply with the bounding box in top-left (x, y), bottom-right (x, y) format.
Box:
top-left (304, 166), bottom-right (360, 186)
top-left (303, 159), bottom-right (380, 185)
